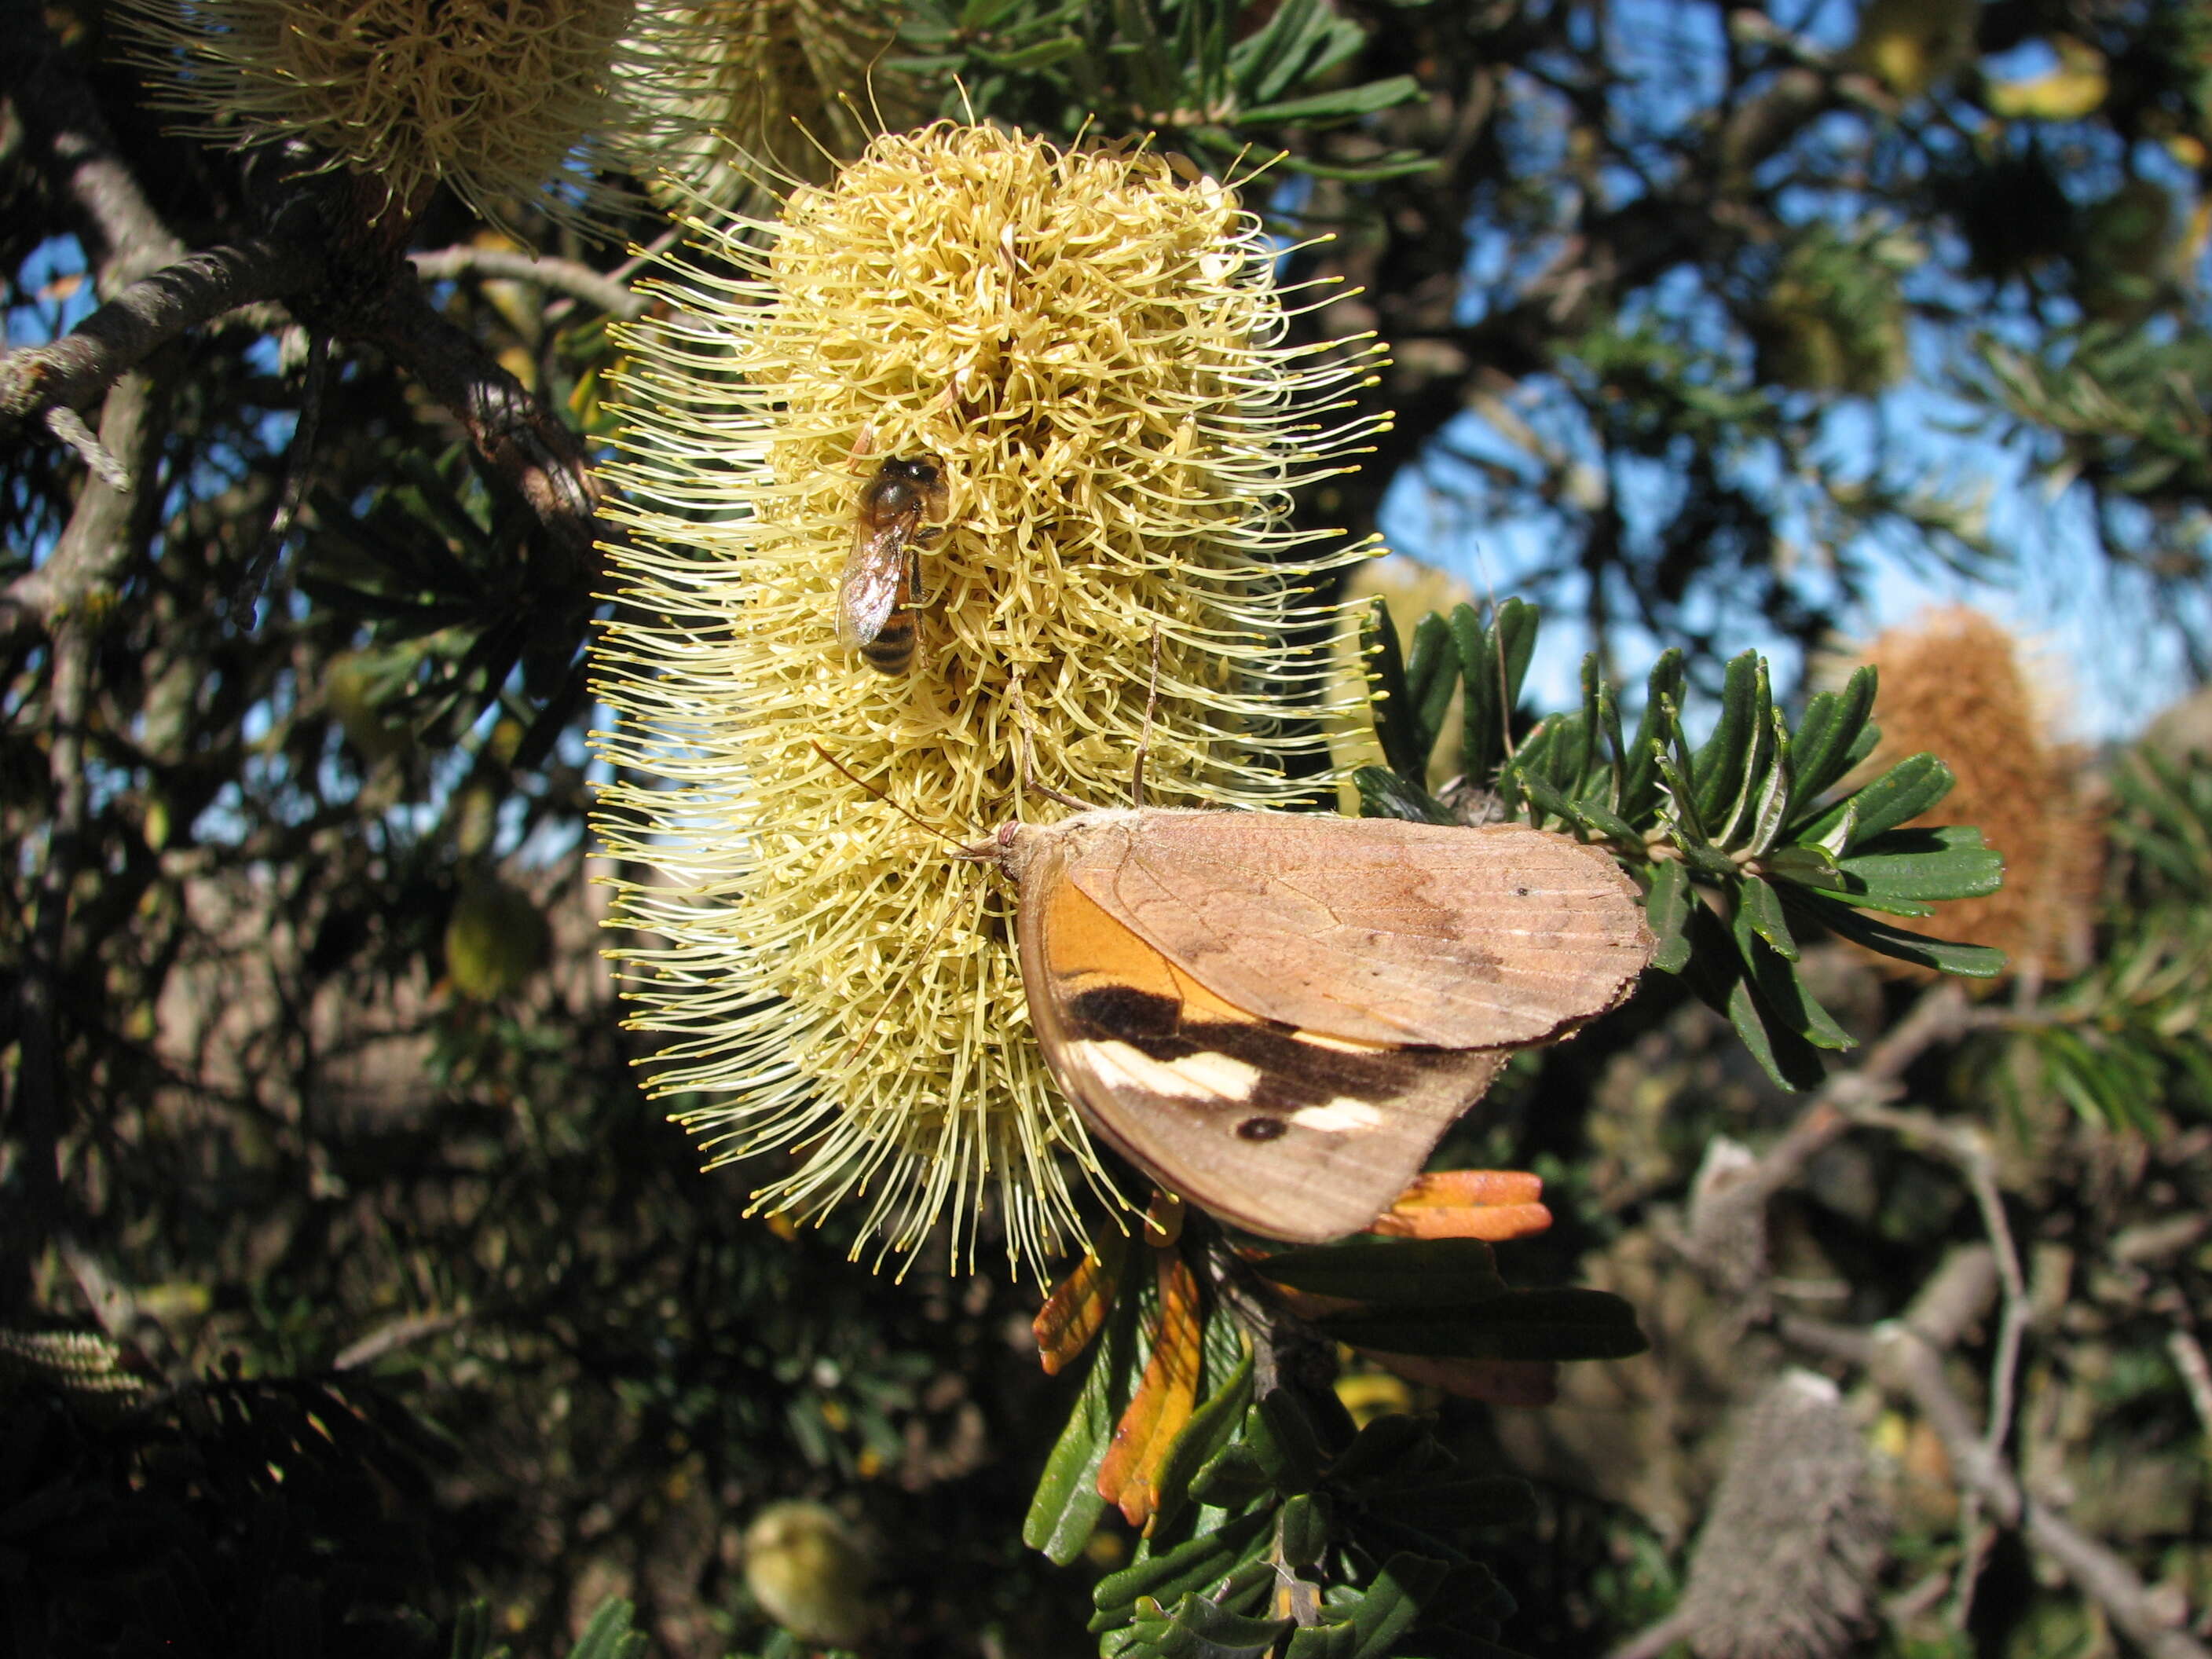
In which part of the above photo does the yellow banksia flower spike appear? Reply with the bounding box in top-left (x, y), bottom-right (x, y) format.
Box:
top-left (591, 122), bottom-right (1388, 1276)
top-left (117, 0), bottom-right (723, 239)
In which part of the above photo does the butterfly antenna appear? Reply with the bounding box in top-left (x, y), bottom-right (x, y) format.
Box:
top-left (1130, 625), bottom-right (1162, 808)
top-left (808, 742), bottom-right (971, 849)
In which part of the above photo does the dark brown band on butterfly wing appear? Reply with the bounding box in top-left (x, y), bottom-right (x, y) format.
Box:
top-left (1047, 981), bottom-right (1505, 1242)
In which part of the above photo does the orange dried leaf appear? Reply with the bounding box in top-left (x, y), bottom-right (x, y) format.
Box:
top-left (1370, 1170), bottom-right (1551, 1240)
top-left (1369, 1203), bottom-right (1552, 1241)
top-left (1032, 1232), bottom-right (1129, 1375)
top-left (1096, 1251), bottom-right (1203, 1529)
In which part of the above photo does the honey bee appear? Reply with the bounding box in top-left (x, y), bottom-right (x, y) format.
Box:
top-left (838, 456), bottom-right (947, 675)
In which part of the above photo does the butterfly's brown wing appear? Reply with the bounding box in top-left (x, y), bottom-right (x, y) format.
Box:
top-left (1063, 811), bottom-right (1654, 1048)
top-left (1015, 833), bottom-right (1504, 1243)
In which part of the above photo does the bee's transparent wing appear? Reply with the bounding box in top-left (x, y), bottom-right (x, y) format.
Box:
top-left (837, 529), bottom-right (906, 647)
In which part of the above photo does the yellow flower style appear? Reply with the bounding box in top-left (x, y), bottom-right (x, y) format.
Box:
top-left (120, 0), bottom-right (714, 236)
top-left (592, 123), bottom-right (1387, 1274)
top-left (645, 0), bottom-right (922, 204)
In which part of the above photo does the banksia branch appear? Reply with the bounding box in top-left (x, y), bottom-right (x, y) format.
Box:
top-left (592, 122), bottom-right (1386, 1275)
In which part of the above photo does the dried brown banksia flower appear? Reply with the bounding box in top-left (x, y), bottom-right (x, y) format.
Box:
top-left (1851, 606), bottom-right (2100, 983)
top-left (592, 123), bottom-right (1385, 1273)
top-left (119, 0), bottom-right (716, 237)
top-left (1675, 1371), bottom-right (1887, 1659)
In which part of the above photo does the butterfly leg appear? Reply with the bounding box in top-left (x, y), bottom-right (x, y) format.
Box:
top-left (1006, 665), bottom-right (1096, 812)
top-left (1130, 624), bottom-right (1162, 808)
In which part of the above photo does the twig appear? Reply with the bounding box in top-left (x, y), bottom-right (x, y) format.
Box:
top-left (1684, 980), bottom-right (1987, 1271)
top-left (2, 366), bottom-right (161, 1311)
top-left (334, 1309), bottom-right (470, 1371)
top-left (1841, 1098), bottom-right (2031, 1628)
top-left (0, 236), bottom-right (320, 446)
top-left (1780, 1262), bottom-right (2211, 1659)
top-left (1607, 1606), bottom-right (1697, 1659)
top-left (346, 275), bottom-right (602, 566)
top-left (45, 405), bottom-right (130, 489)
top-left (0, 6), bottom-right (185, 289)
top-left (410, 246), bottom-right (646, 320)
top-left (2170, 1329), bottom-right (2212, 1439)
top-left (233, 331), bottom-right (330, 614)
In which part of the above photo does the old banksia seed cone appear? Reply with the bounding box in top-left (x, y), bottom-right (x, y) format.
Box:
top-left (119, 0), bottom-right (717, 237)
top-left (592, 123), bottom-right (1386, 1274)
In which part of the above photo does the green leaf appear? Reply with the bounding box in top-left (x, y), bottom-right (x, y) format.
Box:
top-left (1762, 842), bottom-right (1846, 891)
top-left (1251, 1238), bottom-right (1507, 1306)
top-left (1188, 1441), bottom-right (1273, 1511)
top-left (1572, 654), bottom-right (1604, 793)
top-left (1619, 651), bottom-right (1686, 820)
top-left (1284, 1621), bottom-right (1361, 1659)
top-left (1731, 898), bottom-right (1857, 1052)
top-left (1599, 673), bottom-right (1629, 816)
top-left (1319, 1288), bottom-right (1647, 1361)
top-left (1563, 788), bottom-right (1640, 847)
top-left (1247, 1390), bottom-right (1325, 1496)
top-left (1711, 657), bottom-right (1777, 848)
top-left (449, 1601), bottom-right (500, 1659)
top-left (1644, 859), bottom-right (1694, 975)
top-left (1353, 767), bottom-right (1456, 825)
top-left (1234, 0), bottom-right (1359, 104)
top-left (1736, 873), bottom-right (1799, 961)
top-left (1360, 596), bottom-right (1426, 784)
top-left (976, 33), bottom-right (1086, 68)
top-left (1456, 601), bottom-right (1536, 785)
top-left (1511, 766), bottom-right (1581, 835)
top-left (1024, 1262), bottom-right (1139, 1562)
top-left (1789, 666), bottom-right (1877, 803)
top-left (1669, 899), bottom-right (1825, 1090)
top-left (1277, 1492), bottom-right (1331, 1567)
top-left (567, 1600), bottom-right (646, 1659)
top-left (1324, 1412), bottom-right (1430, 1488)
top-left (1242, 75), bottom-right (1423, 123)
top-left (1838, 827), bottom-right (2006, 902)
top-left (1134, 1591), bottom-right (1292, 1658)
top-left (1404, 610), bottom-right (1460, 768)
top-left (1090, 1511), bottom-right (1273, 1630)
top-left (1726, 972), bottom-right (1830, 1091)
top-left (1783, 888), bottom-right (2008, 978)
top-left (1798, 753), bottom-right (1954, 848)
top-left (1691, 651), bottom-right (1762, 830)
top-left (1745, 714), bottom-right (1795, 855)
top-left (1343, 1551), bottom-right (1453, 1658)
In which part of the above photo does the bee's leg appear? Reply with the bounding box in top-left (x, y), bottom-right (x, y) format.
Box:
top-left (901, 541), bottom-right (927, 609)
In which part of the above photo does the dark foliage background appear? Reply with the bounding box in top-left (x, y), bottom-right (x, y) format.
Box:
top-left (3, 0), bottom-right (2209, 1654)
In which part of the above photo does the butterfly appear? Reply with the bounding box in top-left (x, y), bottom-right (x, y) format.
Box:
top-left (972, 808), bottom-right (1655, 1243)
